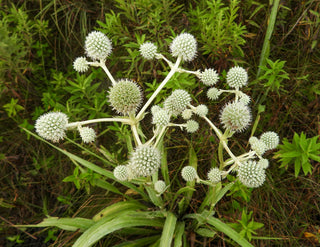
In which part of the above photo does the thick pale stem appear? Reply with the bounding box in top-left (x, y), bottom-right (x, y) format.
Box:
top-left (99, 60), bottom-right (117, 86)
top-left (66, 117), bottom-right (132, 129)
top-left (131, 124), bottom-right (142, 146)
top-left (136, 56), bottom-right (182, 120)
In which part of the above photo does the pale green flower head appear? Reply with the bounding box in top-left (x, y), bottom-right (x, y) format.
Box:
top-left (170, 33), bottom-right (197, 62)
top-left (85, 31), bottom-right (112, 61)
top-left (237, 160), bottom-right (266, 188)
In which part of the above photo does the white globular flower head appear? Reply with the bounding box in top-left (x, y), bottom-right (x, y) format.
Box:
top-left (164, 89), bottom-right (191, 116)
top-left (151, 105), bottom-right (161, 115)
top-left (239, 93), bottom-right (251, 105)
top-left (108, 79), bottom-right (142, 115)
top-left (260, 131), bottom-right (279, 150)
top-left (220, 101), bottom-right (251, 132)
top-left (152, 109), bottom-right (170, 127)
top-left (199, 68), bottom-right (219, 86)
top-left (182, 109), bottom-right (193, 120)
top-left (73, 57), bottom-right (89, 73)
top-left (226, 66), bottom-right (248, 89)
top-left (181, 166), bottom-right (198, 182)
top-left (237, 160), bottom-right (266, 188)
top-left (195, 104), bottom-right (208, 117)
top-left (250, 139), bottom-right (267, 156)
top-left (154, 180), bottom-right (166, 194)
top-left (35, 112), bottom-right (68, 143)
top-left (113, 165), bottom-right (128, 181)
top-left (207, 167), bottom-right (221, 183)
top-left (127, 145), bottom-right (161, 177)
top-left (85, 31), bottom-right (112, 61)
top-left (140, 42), bottom-right (157, 60)
top-left (207, 87), bottom-right (222, 101)
top-left (258, 158), bottom-right (269, 169)
top-left (170, 33), bottom-right (197, 62)
top-left (79, 126), bottom-right (96, 143)
top-left (186, 120), bottom-right (199, 133)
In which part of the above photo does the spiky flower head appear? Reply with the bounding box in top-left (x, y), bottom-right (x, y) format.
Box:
top-left (258, 158), bottom-right (269, 169)
top-left (73, 57), bottom-right (89, 73)
top-left (152, 109), bottom-right (170, 127)
top-left (260, 131), bottom-right (279, 150)
top-left (237, 160), bottom-right (266, 188)
top-left (151, 105), bottom-right (161, 115)
top-left (207, 167), bottom-right (221, 183)
top-left (84, 31), bottom-right (112, 61)
top-left (250, 139), bottom-right (267, 156)
top-left (195, 104), bottom-right (208, 117)
top-left (154, 180), bottom-right (166, 194)
top-left (226, 66), bottom-right (248, 89)
top-left (108, 79), bottom-right (142, 115)
top-left (220, 101), bottom-right (251, 132)
top-left (170, 33), bottom-right (197, 62)
top-left (79, 127), bottom-right (96, 143)
top-left (199, 68), bottom-right (219, 86)
top-left (207, 87), bottom-right (221, 101)
top-left (239, 93), bottom-right (251, 105)
top-left (164, 89), bottom-right (191, 116)
top-left (140, 42), bottom-right (157, 60)
top-left (186, 120), bottom-right (199, 133)
top-left (182, 109), bottom-right (193, 120)
top-left (181, 166), bottom-right (198, 182)
top-left (127, 145), bottom-right (161, 177)
top-left (35, 112), bottom-right (68, 143)
top-left (249, 136), bottom-right (259, 145)
top-left (113, 165), bottom-right (128, 181)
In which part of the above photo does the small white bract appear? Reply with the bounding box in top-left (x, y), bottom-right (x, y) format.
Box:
top-left (152, 109), bottom-right (170, 127)
top-left (127, 145), bottom-right (161, 177)
top-left (154, 180), bottom-right (166, 194)
top-left (35, 112), bottom-right (68, 143)
top-left (85, 31), bottom-right (112, 61)
top-left (226, 66), bottom-right (248, 89)
top-left (207, 167), bottom-right (221, 183)
top-left (108, 79), bottom-right (142, 115)
top-left (181, 166), bottom-right (198, 182)
top-left (140, 42), bottom-right (157, 60)
top-left (237, 160), bottom-right (266, 188)
top-left (260, 131), bottom-right (279, 150)
top-left (200, 68), bottom-right (219, 86)
top-left (220, 101), bottom-right (251, 132)
top-left (73, 57), bottom-right (89, 73)
top-left (164, 89), bottom-right (191, 116)
top-left (186, 120), bottom-right (199, 133)
top-left (170, 33), bottom-right (197, 62)
top-left (113, 165), bottom-right (128, 181)
top-left (195, 104), bottom-right (208, 117)
top-left (207, 87), bottom-right (221, 100)
top-left (79, 127), bottom-right (96, 143)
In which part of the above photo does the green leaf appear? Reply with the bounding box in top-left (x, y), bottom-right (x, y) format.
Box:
top-left (173, 221), bottom-right (185, 247)
top-left (294, 158), bottom-right (301, 177)
top-left (160, 212), bottom-right (177, 247)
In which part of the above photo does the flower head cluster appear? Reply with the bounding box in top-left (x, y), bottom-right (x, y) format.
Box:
top-left (152, 108), bottom-right (170, 127)
top-left (35, 112), bottom-right (68, 143)
top-left (199, 68), bottom-right (219, 86)
top-left (181, 166), bottom-right (198, 182)
top-left (84, 31), bottom-right (112, 61)
top-left (237, 160), bottom-right (266, 188)
top-left (140, 42), bottom-right (157, 60)
top-left (108, 79), bottom-right (142, 115)
top-left (164, 89), bottom-right (191, 116)
top-left (220, 101), bottom-right (251, 132)
top-left (127, 145), bottom-right (161, 177)
top-left (170, 33), bottom-right (197, 62)
top-left (226, 66), bottom-right (248, 89)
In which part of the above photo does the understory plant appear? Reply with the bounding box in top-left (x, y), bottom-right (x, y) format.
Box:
top-left (20, 30), bottom-right (279, 246)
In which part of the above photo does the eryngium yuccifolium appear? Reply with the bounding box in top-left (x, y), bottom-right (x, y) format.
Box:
top-left (181, 166), bottom-right (198, 182)
top-left (35, 112), bottom-right (68, 143)
top-left (226, 66), bottom-right (248, 89)
top-left (182, 109), bottom-right (193, 120)
top-left (151, 105), bottom-right (161, 115)
top-left (237, 160), bottom-right (266, 188)
top-left (85, 31), bottom-right (112, 61)
top-left (79, 127), bottom-right (96, 143)
top-left (108, 79), bottom-right (142, 115)
top-left (258, 158), bottom-right (269, 169)
top-left (220, 101), bottom-right (251, 132)
top-left (128, 146), bottom-right (161, 177)
top-left (140, 42), bottom-right (157, 60)
top-left (250, 139), bottom-right (267, 156)
top-left (195, 104), bottom-right (208, 117)
top-left (199, 68), bottom-right (219, 86)
top-left (154, 180), bottom-right (166, 194)
top-left (152, 109), bottom-right (170, 127)
top-left (113, 165), bottom-right (128, 181)
top-left (239, 93), bottom-right (251, 105)
top-left (207, 167), bottom-right (221, 183)
top-left (73, 57), bottom-right (89, 73)
top-left (260, 131), bottom-right (279, 150)
top-left (249, 136), bottom-right (259, 145)
top-left (170, 33), bottom-right (197, 62)
top-left (207, 87), bottom-right (222, 100)
top-left (186, 120), bottom-right (199, 133)
top-left (164, 89), bottom-right (191, 116)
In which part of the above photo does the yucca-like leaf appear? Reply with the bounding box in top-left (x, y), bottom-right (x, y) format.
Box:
top-left (160, 212), bottom-right (177, 247)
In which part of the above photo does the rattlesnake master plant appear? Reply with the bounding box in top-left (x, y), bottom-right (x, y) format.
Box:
top-left (31, 30), bottom-right (280, 246)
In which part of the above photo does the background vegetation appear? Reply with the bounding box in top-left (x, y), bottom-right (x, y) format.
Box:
top-left (0, 0), bottom-right (319, 246)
